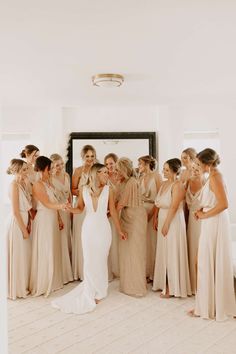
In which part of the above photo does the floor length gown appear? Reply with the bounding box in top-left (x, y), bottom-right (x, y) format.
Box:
top-left (7, 182), bottom-right (32, 299)
top-left (186, 184), bottom-right (202, 294)
top-left (52, 175), bottom-right (73, 284)
top-left (72, 172), bottom-right (88, 280)
top-left (140, 175), bottom-right (158, 280)
top-left (30, 182), bottom-right (63, 297)
top-left (153, 183), bottom-right (192, 297)
top-left (194, 179), bottom-right (236, 320)
top-left (51, 185), bottom-right (112, 314)
top-left (118, 177), bottom-right (147, 297)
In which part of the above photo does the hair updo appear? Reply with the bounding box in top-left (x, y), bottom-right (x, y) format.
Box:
top-left (116, 157), bottom-right (135, 180)
top-left (7, 159), bottom-right (26, 175)
top-left (34, 156), bottom-right (52, 172)
top-left (182, 147), bottom-right (197, 161)
top-left (197, 148), bottom-right (220, 167)
top-left (50, 153), bottom-right (63, 162)
top-left (104, 153), bottom-right (118, 163)
top-left (80, 145), bottom-right (96, 159)
top-left (20, 144), bottom-right (39, 158)
top-left (166, 158), bottom-right (182, 175)
top-left (138, 155), bottom-right (157, 171)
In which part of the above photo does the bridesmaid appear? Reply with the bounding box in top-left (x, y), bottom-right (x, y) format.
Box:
top-left (30, 156), bottom-right (66, 297)
top-left (189, 148), bottom-right (236, 320)
top-left (6, 159), bottom-right (32, 300)
top-left (185, 162), bottom-right (205, 294)
top-left (50, 153), bottom-right (73, 285)
top-left (152, 158), bottom-right (191, 298)
top-left (138, 155), bottom-right (162, 282)
top-left (104, 152), bottom-right (120, 280)
top-left (116, 157), bottom-right (147, 297)
top-left (180, 147), bottom-right (197, 186)
top-left (71, 145), bottom-right (97, 280)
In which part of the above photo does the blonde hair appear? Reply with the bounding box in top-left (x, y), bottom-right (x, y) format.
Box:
top-left (7, 159), bottom-right (26, 175)
top-left (116, 157), bottom-right (135, 180)
top-left (138, 155), bottom-right (157, 171)
top-left (81, 145), bottom-right (97, 159)
top-left (50, 153), bottom-right (63, 162)
top-left (182, 147), bottom-right (197, 161)
top-left (87, 163), bottom-right (106, 195)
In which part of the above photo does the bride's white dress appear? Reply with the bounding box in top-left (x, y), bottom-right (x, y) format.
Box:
top-left (51, 185), bottom-right (112, 314)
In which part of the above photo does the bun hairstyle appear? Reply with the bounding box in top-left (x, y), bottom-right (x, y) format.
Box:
top-left (20, 144), bottom-right (39, 158)
top-left (50, 153), bottom-right (63, 162)
top-left (81, 145), bottom-right (96, 159)
top-left (182, 147), bottom-right (197, 161)
top-left (7, 159), bottom-right (26, 175)
top-left (166, 158), bottom-right (182, 175)
top-left (34, 156), bottom-right (52, 172)
top-left (197, 148), bottom-right (220, 167)
top-left (87, 163), bottom-right (106, 195)
top-left (104, 153), bottom-right (118, 163)
top-left (116, 157), bottom-right (135, 180)
top-left (138, 155), bottom-right (157, 171)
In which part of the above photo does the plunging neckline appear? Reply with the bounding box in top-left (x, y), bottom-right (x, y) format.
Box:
top-left (91, 186), bottom-right (105, 213)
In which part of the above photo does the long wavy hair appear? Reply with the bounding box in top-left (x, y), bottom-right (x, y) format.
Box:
top-left (86, 163), bottom-right (106, 195)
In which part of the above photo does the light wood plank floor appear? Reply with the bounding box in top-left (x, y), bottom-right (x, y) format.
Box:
top-left (8, 280), bottom-right (236, 354)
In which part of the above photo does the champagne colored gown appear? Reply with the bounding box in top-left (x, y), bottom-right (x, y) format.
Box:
top-left (52, 174), bottom-right (73, 284)
top-left (153, 183), bottom-right (192, 297)
top-left (194, 179), bottom-right (236, 320)
top-left (30, 182), bottom-right (63, 297)
top-left (52, 185), bottom-right (112, 314)
top-left (118, 177), bottom-right (147, 297)
top-left (7, 182), bottom-right (32, 299)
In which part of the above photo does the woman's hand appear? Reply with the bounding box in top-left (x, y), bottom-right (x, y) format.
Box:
top-left (23, 229), bottom-right (30, 239)
top-left (153, 217), bottom-right (158, 231)
top-left (195, 208), bottom-right (205, 220)
top-left (29, 208), bottom-right (37, 220)
top-left (161, 223), bottom-right (169, 237)
top-left (119, 230), bottom-right (128, 240)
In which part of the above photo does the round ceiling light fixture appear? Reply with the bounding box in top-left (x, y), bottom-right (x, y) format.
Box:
top-left (92, 73), bottom-right (124, 87)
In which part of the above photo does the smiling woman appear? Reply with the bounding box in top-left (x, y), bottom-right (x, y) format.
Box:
top-left (66, 132), bottom-right (157, 178)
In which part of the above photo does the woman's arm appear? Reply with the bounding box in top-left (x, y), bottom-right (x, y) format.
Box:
top-left (109, 188), bottom-right (127, 240)
top-left (33, 182), bottom-right (65, 211)
top-left (67, 187), bottom-right (85, 214)
top-left (71, 167), bottom-right (82, 196)
top-left (195, 173), bottom-right (228, 219)
top-left (11, 182), bottom-right (29, 239)
top-left (153, 205), bottom-right (159, 230)
top-left (162, 182), bottom-right (185, 236)
top-left (155, 172), bottom-right (162, 192)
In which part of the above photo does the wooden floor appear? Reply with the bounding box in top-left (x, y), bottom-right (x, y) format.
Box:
top-left (8, 280), bottom-right (236, 354)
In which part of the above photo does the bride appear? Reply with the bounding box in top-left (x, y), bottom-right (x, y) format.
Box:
top-left (51, 163), bottom-right (126, 314)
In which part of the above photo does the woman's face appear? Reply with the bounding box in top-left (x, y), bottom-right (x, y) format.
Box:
top-left (191, 163), bottom-right (202, 178)
top-left (138, 160), bottom-right (146, 174)
top-left (181, 152), bottom-right (190, 167)
top-left (83, 149), bottom-right (96, 167)
top-left (196, 158), bottom-right (207, 173)
top-left (29, 150), bottom-right (40, 164)
top-left (97, 167), bottom-right (109, 185)
top-left (19, 163), bottom-right (29, 178)
top-left (105, 157), bottom-right (116, 173)
top-left (53, 159), bottom-right (64, 174)
top-left (162, 163), bottom-right (174, 180)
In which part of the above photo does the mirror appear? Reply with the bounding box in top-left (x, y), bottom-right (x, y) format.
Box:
top-left (66, 132), bottom-right (157, 176)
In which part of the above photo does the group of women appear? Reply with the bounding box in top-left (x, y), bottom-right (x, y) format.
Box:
top-left (6, 143), bottom-right (236, 321)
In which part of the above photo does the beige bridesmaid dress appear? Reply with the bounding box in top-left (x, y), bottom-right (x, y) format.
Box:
top-left (194, 179), bottom-right (236, 320)
top-left (185, 184), bottom-right (202, 294)
top-left (30, 182), bottom-right (63, 297)
top-left (72, 172), bottom-right (88, 280)
top-left (140, 175), bottom-right (158, 280)
top-left (152, 183), bottom-right (192, 297)
top-left (52, 174), bottom-right (73, 284)
top-left (118, 177), bottom-right (147, 297)
top-left (7, 182), bottom-right (32, 299)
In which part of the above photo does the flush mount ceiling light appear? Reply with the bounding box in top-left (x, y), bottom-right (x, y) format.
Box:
top-left (92, 73), bottom-right (124, 87)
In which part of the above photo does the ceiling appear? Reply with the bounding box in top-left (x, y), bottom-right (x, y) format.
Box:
top-left (0, 0), bottom-right (236, 106)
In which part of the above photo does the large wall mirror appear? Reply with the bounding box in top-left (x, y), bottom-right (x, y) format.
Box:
top-left (66, 132), bottom-right (157, 176)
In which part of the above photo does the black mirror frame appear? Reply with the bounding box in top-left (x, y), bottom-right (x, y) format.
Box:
top-left (66, 131), bottom-right (157, 177)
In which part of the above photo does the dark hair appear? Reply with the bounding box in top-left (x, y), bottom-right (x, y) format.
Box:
top-left (6, 159), bottom-right (26, 175)
top-left (34, 156), bottom-right (52, 172)
top-left (81, 145), bottom-right (96, 159)
top-left (182, 147), bottom-right (197, 161)
top-left (104, 153), bottom-right (118, 163)
top-left (20, 144), bottom-right (39, 158)
top-left (197, 148), bottom-right (220, 167)
top-left (138, 155), bottom-right (157, 171)
top-left (166, 158), bottom-right (182, 175)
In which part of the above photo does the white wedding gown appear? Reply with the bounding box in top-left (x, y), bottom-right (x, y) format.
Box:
top-left (51, 185), bottom-right (112, 314)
